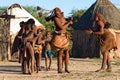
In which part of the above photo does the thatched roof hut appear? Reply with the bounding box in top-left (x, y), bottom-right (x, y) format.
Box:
top-left (72, 0), bottom-right (120, 58)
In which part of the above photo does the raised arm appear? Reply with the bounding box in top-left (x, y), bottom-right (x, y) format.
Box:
top-left (54, 17), bottom-right (72, 30)
top-left (93, 21), bottom-right (105, 35)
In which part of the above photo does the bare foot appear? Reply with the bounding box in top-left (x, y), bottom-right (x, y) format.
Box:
top-left (106, 68), bottom-right (112, 72)
top-left (95, 69), bottom-right (105, 72)
top-left (58, 71), bottom-right (63, 73)
top-left (48, 67), bottom-right (50, 71)
top-left (65, 70), bottom-right (70, 73)
top-left (39, 68), bottom-right (41, 71)
top-left (46, 68), bottom-right (48, 71)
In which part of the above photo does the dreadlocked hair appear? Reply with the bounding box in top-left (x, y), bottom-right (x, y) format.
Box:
top-left (45, 7), bottom-right (61, 21)
top-left (45, 11), bottom-right (55, 21)
top-left (95, 12), bottom-right (106, 24)
top-left (104, 22), bottom-right (111, 29)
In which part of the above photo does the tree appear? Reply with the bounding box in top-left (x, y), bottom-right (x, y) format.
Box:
top-left (24, 6), bottom-right (55, 31)
top-left (0, 6), bottom-right (7, 14)
top-left (70, 9), bottom-right (86, 23)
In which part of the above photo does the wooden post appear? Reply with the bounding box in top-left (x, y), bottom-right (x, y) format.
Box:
top-left (0, 15), bottom-right (15, 61)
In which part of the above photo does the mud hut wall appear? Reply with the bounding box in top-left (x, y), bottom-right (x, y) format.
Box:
top-left (72, 30), bottom-right (100, 58)
top-left (0, 18), bottom-right (11, 61)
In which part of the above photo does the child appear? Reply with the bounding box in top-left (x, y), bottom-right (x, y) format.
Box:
top-left (44, 31), bottom-right (52, 71)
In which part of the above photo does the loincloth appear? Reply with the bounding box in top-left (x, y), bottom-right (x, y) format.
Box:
top-left (100, 30), bottom-right (117, 53)
top-left (34, 44), bottom-right (42, 54)
top-left (51, 31), bottom-right (70, 51)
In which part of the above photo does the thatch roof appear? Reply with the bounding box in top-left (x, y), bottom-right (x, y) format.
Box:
top-left (73, 0), bottom-right (120, 30)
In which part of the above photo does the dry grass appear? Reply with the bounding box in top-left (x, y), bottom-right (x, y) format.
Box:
top-left (0, 58), bottom-right (120, 80)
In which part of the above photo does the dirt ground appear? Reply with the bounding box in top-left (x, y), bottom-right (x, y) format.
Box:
top-left (0, 58), bottom-right (120, 80)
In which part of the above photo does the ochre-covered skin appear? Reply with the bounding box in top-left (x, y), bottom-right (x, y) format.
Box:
top-left (100, 29), bottom-right (117, 54)
top-left (50, 7), bottom-right (73, 73)
top-left (91, 13), bottom-right (117, 72)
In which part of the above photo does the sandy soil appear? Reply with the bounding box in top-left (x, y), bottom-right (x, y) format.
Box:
top-left (0, 58), bottom-right (120, 80)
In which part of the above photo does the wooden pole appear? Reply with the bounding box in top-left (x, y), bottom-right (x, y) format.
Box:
top-left (7, 20), bottom-right (11, 60)
top-left (0, 15), bottom-right (15, 60)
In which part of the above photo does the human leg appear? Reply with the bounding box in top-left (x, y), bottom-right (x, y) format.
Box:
top-left (35, 53), bottom-right (41, 73)
top-left (47, 50), bottom-right (52, 70)
top-left (44, 51), bottom-right (48, 71)
top-left (101, 52), bottom-right (107, 69)
top-left (27, 44), bottom-right (35, 74)
top-left (57, 49), bottom-right (63, 73)
top-left (48, 56), bottom-right (52, 70)
top-left (96, 52), bottom-right (107, 72)
top-left (64, 50), bottom-right (70, 73)
top-left (106, 51), bottom-right (112, 72)
top-left (38, 53), bottom-right (42, 71)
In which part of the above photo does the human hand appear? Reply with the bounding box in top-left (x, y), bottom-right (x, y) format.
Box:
top-left (85, 28), bottom-right (93, 34)
top-left (69, 21), bottom-right (73, 25)
top-left (69, 17), bottom-right (73, 21)
top-left (42, 40), bottom-right (46, 44)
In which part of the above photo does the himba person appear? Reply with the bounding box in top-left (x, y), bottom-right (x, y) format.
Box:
top-left (44, 31), bottom-right (52, 71)
top-left (26, 18), bottom-right (38, 47)
top-left (17, 21), bottom-right (25, 63)
top-left (34, 29), bottom-right (45, 73)
top-left (88, 13), bottom-right (117, 72)
top-left (45, 7), bottom-right (73, 73)
top-left (22, 18), bottom-right (37, 74)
